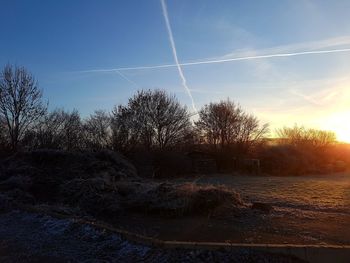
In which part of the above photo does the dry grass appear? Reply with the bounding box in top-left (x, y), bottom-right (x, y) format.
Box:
top-left (0, 150), bottom-right (246, 219)
top-left (126, 182), bottom-right (244, 217)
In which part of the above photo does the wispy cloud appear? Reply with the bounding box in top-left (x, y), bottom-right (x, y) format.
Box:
top-left (160, 0), bottom-right (197, 112)
top-left (243, 76), bottom-right (349, 115)
top-left (288, 82), bottom-right (349, 107)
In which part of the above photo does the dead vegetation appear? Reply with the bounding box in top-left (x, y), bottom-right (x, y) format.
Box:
top-left (0, 150), bottom-right (247, 220)
top-left (125, 182), bottom-right (244, 217)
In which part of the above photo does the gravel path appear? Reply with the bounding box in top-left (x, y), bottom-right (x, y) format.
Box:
top-left (0, 210), bottom-right (305, 263)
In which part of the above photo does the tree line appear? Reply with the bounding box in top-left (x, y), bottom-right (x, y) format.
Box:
top-left (0, 64), bottom-right (341, 175)
top-left (0, 64), bottom-right (271, 154)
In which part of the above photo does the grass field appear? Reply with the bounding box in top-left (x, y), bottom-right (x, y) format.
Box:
top-left (186, 173), bottom-right (350, 216)
top-left (112, 173), bottom-right (350, 245)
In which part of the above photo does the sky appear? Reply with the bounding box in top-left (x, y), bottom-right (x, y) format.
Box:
top-left (1, 0), bottom-right (350, 141)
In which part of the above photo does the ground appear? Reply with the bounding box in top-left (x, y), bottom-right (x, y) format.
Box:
top-left (0, 210), bottom-right (305, 263)
top-left (0, 151), bottom-right (349, 261)
top-left (110, 173), bottom-right (350, 245)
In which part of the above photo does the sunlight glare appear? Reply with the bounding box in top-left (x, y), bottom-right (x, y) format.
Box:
top-left (321, 110), bottom-right (350, 143)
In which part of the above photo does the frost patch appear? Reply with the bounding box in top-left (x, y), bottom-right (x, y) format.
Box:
top-left (41, 218), bottom-right (72, 236)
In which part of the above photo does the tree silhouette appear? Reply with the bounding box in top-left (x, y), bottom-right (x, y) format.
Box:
top-left (112, 89), bottom-right (191, 151)
top-left (195, 99), bottom-right (268, 155)
top-left (0, 64), bottom-right (46, 151)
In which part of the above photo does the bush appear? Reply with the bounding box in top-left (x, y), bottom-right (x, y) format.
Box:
top-left (260, 145), bottom-right (314, 175)
top-left (259, 142), bottom-right (349, 176)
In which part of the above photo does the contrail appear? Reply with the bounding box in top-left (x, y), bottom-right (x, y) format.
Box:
top-left (115, 70), bottom-right (139, 88)
top-left (160, 0), bottom-right (197, 112)
top-left (80, 47), bottom-right (350, 73)
top-left (288, 89), bottom-right (321, 106)
top-left (181, 48), bottom-right (350, 67)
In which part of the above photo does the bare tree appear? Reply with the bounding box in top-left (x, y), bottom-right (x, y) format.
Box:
top-left (83, 110), bottom-right (111, 149)
top-left (111, 105), bottom-right (140, 152)
top-left (236, 113), bottom-right (269, 154)
top-left (24, 108), bottom-right (67, 149)
top-left (276, 125), bottom-right (336, 149)
top-left (0, 64), bottom-right (47, 151)
top-left (111, 89), bottom-right (191, 151)
top-left (24, 108), bottom-right (83, 150)
top-left (195, 99), bottom-right (268, 154)
top-left (195, 100), bottom-right (242, 148)
top-left (0, 118), bottom-right (7, 147)
top-left (61, 109), bottom-right (82, 151)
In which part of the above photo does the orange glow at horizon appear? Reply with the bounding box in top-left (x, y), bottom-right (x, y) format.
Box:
top-left (320, 110), bottom-right (350, 143)
top-left (260, 82), bottom-right (350, 144)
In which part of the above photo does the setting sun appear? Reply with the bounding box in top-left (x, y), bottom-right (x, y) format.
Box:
top-left (320, 110), bottom-right (350, 143)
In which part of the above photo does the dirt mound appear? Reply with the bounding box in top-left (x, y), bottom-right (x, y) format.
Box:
top-left (0, 193), bottom-right (14, 212)
top-left (2, 149), bottom-right (137, 180)
top-left (126, 182), bottom-right (244, 216)
top-left (60, 177), bottom-right (121, 217)
top-left (251, 202), bottom-right (274, 213)
top-left (0, 150), bottom-right (247, 219)
top-left (0, 188), bottom-right (35, 213)
top-left (0, 149), bottom-right (137, 203)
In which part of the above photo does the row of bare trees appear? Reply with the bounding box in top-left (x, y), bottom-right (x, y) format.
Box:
top-left (0, 65), bottom-right (112, 152)
top-left (260, 125), bottom-right (338, 175)
top-left (276, 125), bottom-right (336, 149)
top-left (0, 65), bottom-right (271, 155)
top-left (1, 64), bottom-right (338, 160)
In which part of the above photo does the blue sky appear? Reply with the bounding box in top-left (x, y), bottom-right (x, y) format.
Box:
top-left (1, 0), bottom-right (350, 140)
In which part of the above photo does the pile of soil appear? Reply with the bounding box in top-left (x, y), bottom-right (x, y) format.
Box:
top-left (126, 182), bottom-right (244, 216)
top-left (0, 150), bottom-right (245, 220)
